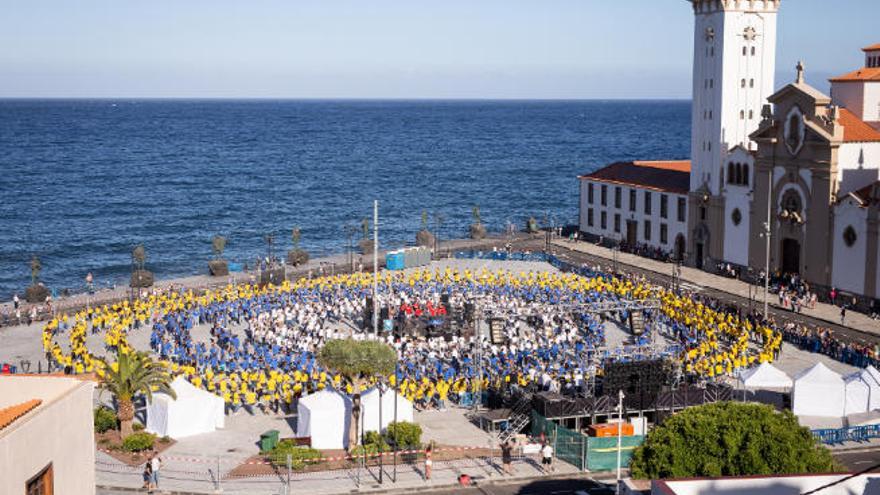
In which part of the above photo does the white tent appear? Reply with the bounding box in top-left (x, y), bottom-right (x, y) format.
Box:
top-left (360, 388), bottom-right (414, 433)
top-left (296, 390), bottom-right (351, 450)
top-left (792, 363), bottom-right (845, 417)
top-left (844, 366), bottom-right (880, 415)
top-left (146, 376), bottom-right (225, 439)
top-left (738, 362), bottom-right (793, 389)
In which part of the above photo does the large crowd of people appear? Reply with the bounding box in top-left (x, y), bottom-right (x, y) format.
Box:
top-left (41, 264), bottom-right (782, 414)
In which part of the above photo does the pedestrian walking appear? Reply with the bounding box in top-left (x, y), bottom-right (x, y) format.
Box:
top-left (501, 440), bottom-right (514, 475)
top-left (142, 459), bottom-right (152, 492)
top-left (841, 305), bottom-right (847, 325)
top-left (13, 293), bottom-right (19, 311)
top-left (150, 455), bottom-right (162, 491)
top-left (541, 442), bottom-right (554, 474)
top-left (424, 443), bottom-right (433, 481)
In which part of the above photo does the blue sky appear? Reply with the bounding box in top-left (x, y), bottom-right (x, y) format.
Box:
top-left (0, 0), bottom-right (876, 99)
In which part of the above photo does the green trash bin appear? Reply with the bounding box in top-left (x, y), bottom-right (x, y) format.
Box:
top-left (260, 430), bottom-right (280, 452)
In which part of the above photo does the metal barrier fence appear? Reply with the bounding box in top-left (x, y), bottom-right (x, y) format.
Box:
top-left (812, 424), bottom-right (880, 445)
top-left (531, 409), bottom-right (587, 470)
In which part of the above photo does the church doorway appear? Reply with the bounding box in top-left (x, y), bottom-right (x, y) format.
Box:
top-left (781, 238), bottom-right (800, 275)
top-left (674, 234), bottom-right (686, 262)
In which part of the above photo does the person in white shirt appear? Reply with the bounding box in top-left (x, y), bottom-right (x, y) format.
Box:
top-left (541, 443), bottom-right (554, 473)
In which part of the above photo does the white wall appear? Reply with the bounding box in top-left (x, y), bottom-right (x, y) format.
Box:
top-left (723, 191), bottom-right (751, 266)
top-left (866, 83), bottom-right (880, 123)
top-left (832, 82), bottom-right (866, 120)
top-left (0, 377), bottom-right (95, 495)
top-left (578, 179), bottom-right (687, 253)
top-left (653, 473), bottom-right (880, 495)
top-left (838, 142), bottom-right (880, 194)
top-left (832, 199), bottom-right (868, 295)
top-left (834, 81), bottom-right (880, 124)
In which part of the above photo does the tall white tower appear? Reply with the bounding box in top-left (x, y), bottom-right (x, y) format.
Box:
top-left (689, 0), bottom-right (779, 195)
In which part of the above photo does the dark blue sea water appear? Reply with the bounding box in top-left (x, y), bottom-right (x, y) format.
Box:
top-left (0, 100), bottom-right (690, 299)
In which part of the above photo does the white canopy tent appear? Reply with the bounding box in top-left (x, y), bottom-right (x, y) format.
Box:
top-left (738, 362), bottom-right (793, 389)
top-left (844, 366), bottom-right (880, 415)
top-left (146, 376), bottom-right (225, 439)
top-left (792, 363), bottom-right (845, 417)
top-left (360, 387), bottom-right (414, 433)
top-left (296, 390), bottom-right (351, 450)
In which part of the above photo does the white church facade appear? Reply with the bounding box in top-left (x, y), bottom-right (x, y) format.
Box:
top-left (577, 0), bottom-right (880, 304)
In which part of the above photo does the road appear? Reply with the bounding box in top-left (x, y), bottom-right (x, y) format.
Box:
top-left (834, 449), bottom-right (880, 472)
top-left (523, 239), bottom-right (880, 347)
top-left (419, 476), bottom-right (615, 495)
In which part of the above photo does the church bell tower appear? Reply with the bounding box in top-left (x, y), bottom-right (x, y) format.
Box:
top-left (688, 0), bottom-right (780, 269)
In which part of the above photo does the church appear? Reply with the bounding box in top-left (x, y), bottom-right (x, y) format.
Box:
top-left (577, 0), bottom-right (880, 303)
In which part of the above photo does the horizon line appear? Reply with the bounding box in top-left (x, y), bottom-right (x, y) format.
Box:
top-left (0, 96), bottom-right (693, 102)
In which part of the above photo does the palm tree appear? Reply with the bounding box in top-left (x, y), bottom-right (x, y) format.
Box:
top-left (98, 350), bottom-right (176, 438)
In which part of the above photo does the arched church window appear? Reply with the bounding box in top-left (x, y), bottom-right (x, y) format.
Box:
top-left (728, 163), bottom-right (735, 184)
top-left (741, 79), bottom-right (746, 88)
top-left (742, 164), bottom-right (749, 186)
top-left (735, 163), bottom-right (743, 185)
top-left (751, 46), bottom-right (756, 56)
top-left (843, 226), bottom-right (857, 247)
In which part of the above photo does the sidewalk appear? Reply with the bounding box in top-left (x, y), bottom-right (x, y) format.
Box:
top-left (552, 239), bottom-right (879, 338)
top-left (96, 451), bottom-right (580, 495)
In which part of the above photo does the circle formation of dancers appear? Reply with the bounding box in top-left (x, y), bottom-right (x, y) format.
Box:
top-left (43, 267), bottom-right (782, 412)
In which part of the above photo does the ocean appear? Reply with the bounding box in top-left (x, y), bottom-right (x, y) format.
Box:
top-left (0, 99), bottom-right (690, 299)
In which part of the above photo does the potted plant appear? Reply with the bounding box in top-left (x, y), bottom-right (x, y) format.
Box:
top-left (129, 244), bottom-right (154, 288)
top-left (469, 205), bottom-right (487, 240)
top-left (208, 235), bottom-right (229, 276)
top-left (416, 211), bottom-right (435, 247)
top-left (286, 227), bottom-right (310, 266)
top-left (25, 255), bottom-right (49, 303)
top-left (526, 217), bottom-right (540, 234)
top-left (359, 217), bottom-right (374, 254)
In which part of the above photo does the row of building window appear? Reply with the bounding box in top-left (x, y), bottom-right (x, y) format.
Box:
top-left (868, 56), bottom-right (879, 69)
top-left (741, 78), bottom-right (755, 88)
top-left (701, 141), bottom-right (713, 152)
top-left (585, 209), bottom-right (671, 244)
top-left (740, 109), bottom-right (755, 120)
top-left (727, 162), bottom-right (750, 186)
top-left (586, 183), bottom-right (686, 222)
top-left (743, 46), bottom-right (757, 56)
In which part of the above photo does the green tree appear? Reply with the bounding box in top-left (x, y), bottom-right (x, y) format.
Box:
top-left (630, 402), bottom-right (838, 479)
top-left (318, 339), bottom-right (397, 451)
top-left (98, 350), bottom-right (176, 439)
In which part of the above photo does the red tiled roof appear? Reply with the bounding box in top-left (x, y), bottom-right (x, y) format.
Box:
top-left (830, 67), bottom-right (880, 82)
top-left (839, 108), bottom-right (880, 142)
top-left (580, 160), bottom-right (691, 194)
top-left (863, 43), bottom-right (880, 52)
top-left (0, 399), bottom-right (42, 431)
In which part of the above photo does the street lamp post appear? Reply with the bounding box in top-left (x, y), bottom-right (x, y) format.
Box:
top-left (762, 167), bottom-right (773, 321)
top-left (616, 389), bottom-right (625, 495)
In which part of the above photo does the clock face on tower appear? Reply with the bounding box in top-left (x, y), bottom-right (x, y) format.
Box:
top-left (704, 27), bottom-right (715, 42)
top-left (743, 26), bottom-right (757, 41)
